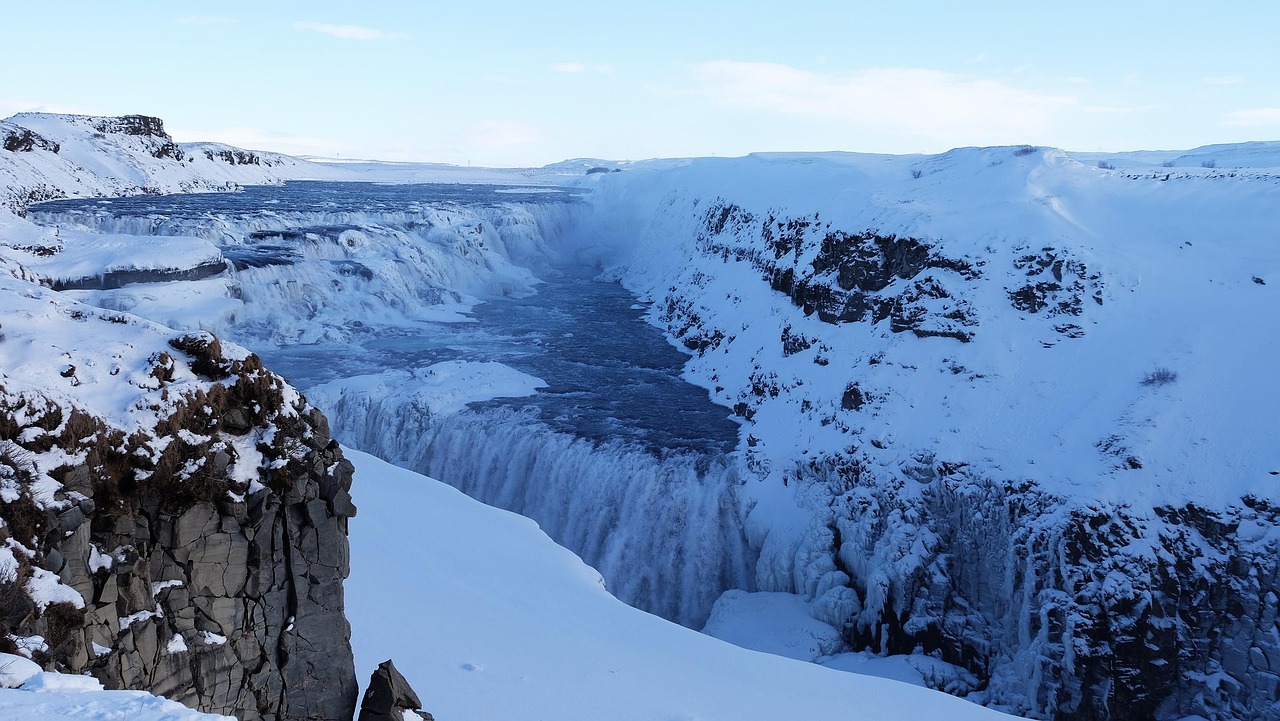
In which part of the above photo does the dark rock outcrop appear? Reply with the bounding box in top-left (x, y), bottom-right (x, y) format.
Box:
top-left (358, 660), bottom-right (435, 721)
top-left (2, 126), bottom-right (60, 154)
top-left (49, 258), bottom-right (229, 291)
top-left (693, 201), bottom-right (980, 341)
top-left (91, 115), bottom-right (185, 160)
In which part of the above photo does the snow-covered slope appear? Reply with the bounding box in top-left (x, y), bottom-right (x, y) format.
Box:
top-left (575, 147), bottom-right (1280, 720)
top-left (344, 448), bottom-right (1015, 721)
top-left (0, 113), bottom-right (340, 210)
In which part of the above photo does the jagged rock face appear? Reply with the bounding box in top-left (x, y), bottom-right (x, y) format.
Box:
top-left (201, 147), bottom-right (267, 167)
top-left (93, 115), bottom-right (169, 140)
top-left (0, 325), bottom-right (358, 720)
top-left (1, 126), bottom-right (60, 154)
top-left (695, 201), bottom-right (981, 342)
top-left (820, 465), bottom-right (1280, 721)
top-left (90, 115), bottom-right (184, 160)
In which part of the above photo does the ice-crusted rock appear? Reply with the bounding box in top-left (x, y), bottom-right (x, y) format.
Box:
top-left (0, 275), bottom-right (358, 720)
top-left (357, 659), bottom-right (435, 721)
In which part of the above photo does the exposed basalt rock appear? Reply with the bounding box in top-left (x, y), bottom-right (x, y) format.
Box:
top-left (94, 115), bottom-right (170, 139)
top-left (694, 201), bottom-right (980, 340)
top-left (2, 126), bottom-right (60, 154)
top-left (358, 660), bottom-right (435, 721)
top-left (202, 148), bottom-right (269, 167)
top-left (91, 115), bottom-right (185, 161)
top-left (0, 330), bottom-right (358, 720)
top-left (1007, 247), bottom-right (1103, 323)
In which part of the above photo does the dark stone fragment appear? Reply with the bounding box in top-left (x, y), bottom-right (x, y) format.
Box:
top-left (359, 659), bottom-right (433, 721)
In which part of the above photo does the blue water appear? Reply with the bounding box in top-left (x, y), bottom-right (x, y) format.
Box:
top-left (261, 266), bottom-right (740, 456)
top-left (31, 180), bottom-right (587, 218)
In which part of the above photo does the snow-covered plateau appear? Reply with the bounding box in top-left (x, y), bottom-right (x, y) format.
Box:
top-left (1, 112), bottom-right (1278, 721)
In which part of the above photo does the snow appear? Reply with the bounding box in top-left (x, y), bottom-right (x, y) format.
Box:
top-left (196, 631), bottom-right (227, 646)
top-left (0, 653), bottom-right (41, 688)
top-left (20, 672), bottom-right (103, 692)
top-left (9, 228), bottom-right (223, 287)
top-left (702, 590), bottom-right (847, 661)
top-left (344, 448), bottom-right (1014, 721)
top-left (0, 112), bottom-right (343, 211)
top-left (0, 675), bottom-right (234, 721)
top-left (308, 361), bottom-right (546, 419)
top-left (25, 567), bottom-right (85, 610)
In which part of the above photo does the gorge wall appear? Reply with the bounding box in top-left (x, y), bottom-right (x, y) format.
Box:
top-left (582, 149), bottom-right (1280, 720)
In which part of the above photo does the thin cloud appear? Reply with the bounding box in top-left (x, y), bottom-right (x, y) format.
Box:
top-left (690, 61), bottom-right (1076, 144)
top-left (1221, 108), bottom-right (1280, 127)
top-left (465, 120), bottom-right (542, 149)
top-left (293, 21), bottom-right (408, 41)
top-left (1204, 76), bottom-right (1245, 86)
top-left (168, 126), bottom-right (345, 157)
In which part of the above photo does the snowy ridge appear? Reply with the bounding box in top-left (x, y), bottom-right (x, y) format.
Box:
top-left (0, 112), bottom-right (340, 210)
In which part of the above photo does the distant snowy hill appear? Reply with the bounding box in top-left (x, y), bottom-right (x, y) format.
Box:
top-left (0, 112), bottom-right (340, 210)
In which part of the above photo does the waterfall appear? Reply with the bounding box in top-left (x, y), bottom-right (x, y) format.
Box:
top-left (326, 396), bottom-right (755, 627)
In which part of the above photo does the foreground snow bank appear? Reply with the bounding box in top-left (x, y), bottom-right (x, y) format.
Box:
top-left (343, 448), bottom-right (1015, 721)
top-left (0, 669), bottom-right (232, 721)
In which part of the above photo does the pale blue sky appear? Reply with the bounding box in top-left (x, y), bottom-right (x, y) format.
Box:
top-left (3, 1), bottom-right (1277, 165)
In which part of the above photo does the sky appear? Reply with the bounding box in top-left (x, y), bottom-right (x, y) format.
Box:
top-left (2, 1), bottom-right (1278, 166)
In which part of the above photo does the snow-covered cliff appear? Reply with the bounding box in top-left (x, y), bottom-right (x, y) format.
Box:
top-left (579, 146), bottom-right (1280, 720)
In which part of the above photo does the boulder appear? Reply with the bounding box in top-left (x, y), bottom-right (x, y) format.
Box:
top-left (358, 659), bottom-right (435, 721)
